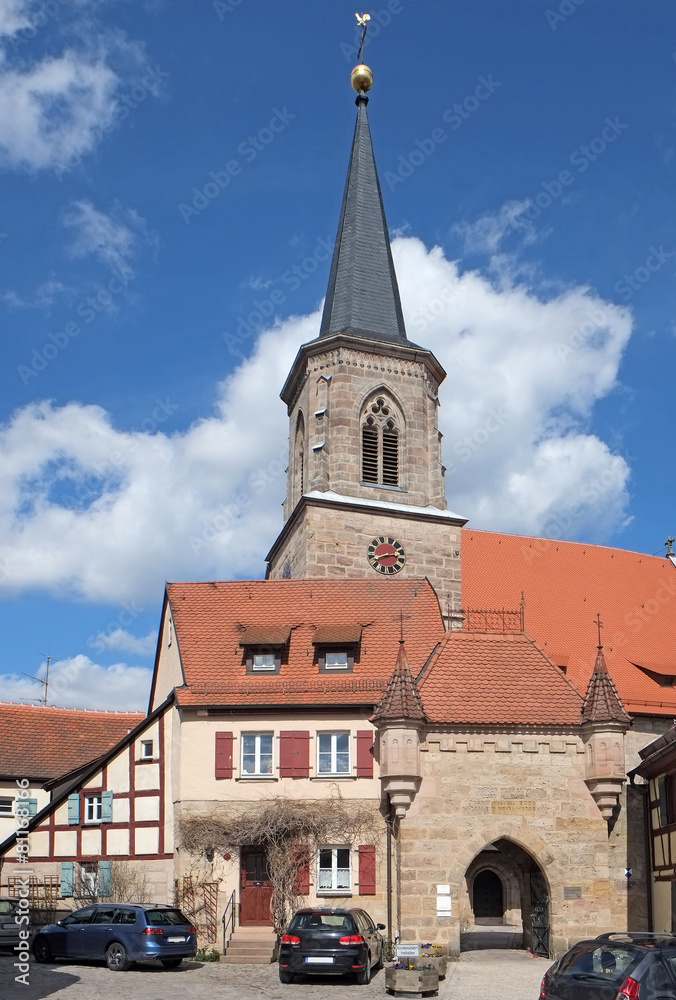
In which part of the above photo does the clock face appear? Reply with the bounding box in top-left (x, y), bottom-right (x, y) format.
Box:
top-left (367, 536), bottom-right (406, 575)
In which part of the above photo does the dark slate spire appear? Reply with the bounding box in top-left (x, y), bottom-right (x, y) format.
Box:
top-left (319, 94), bottom-right (408, 344)
top-left (372, 641), bottom-right (427, 723)
top-left (581, 646), bottom-right (630, 725)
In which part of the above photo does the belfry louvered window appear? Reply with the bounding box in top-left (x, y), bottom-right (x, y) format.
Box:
top-left (361, 396), bottom-right (400, 487)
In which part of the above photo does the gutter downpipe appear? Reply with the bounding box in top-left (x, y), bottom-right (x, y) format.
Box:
top-left (386, 805), bottom-right (393, 946)
top-left (642, 782), bottom-right (654, 931)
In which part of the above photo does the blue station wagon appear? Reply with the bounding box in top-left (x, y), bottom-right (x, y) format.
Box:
top-left (32, 903), bottom-right (197, 971)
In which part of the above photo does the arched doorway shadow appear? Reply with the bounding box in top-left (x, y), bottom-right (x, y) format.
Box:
top-left (460, 838), bottom-right (550, 957)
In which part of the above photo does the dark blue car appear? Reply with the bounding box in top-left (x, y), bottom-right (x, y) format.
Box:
top-left (32, 903), bottom-right (197, 971)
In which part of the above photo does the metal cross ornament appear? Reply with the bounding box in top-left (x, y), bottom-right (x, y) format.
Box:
top-left (595, 612), bottom-right (604, 649)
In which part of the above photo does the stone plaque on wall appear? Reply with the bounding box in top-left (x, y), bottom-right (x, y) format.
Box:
top-left (563, 886), bottom-right (582, 899)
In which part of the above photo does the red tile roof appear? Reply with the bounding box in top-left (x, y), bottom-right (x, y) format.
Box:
top-left (0, 703), bottom-right (144, 780)
top-left (168, 578), bottom-right (444, 708)
top-left (372, 642), bottom-right (427, 723)
top-left (462, 529), bottom-right (676, 715)
top-left (418, 631), bottom-right (583, 726)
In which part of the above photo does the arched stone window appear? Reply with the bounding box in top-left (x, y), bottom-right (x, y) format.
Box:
top-left (294, 412), bottom-right (305, 503)
top-left (361, 394), bottom-right (401, 487)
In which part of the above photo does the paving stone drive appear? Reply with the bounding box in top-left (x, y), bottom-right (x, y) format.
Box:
top-left (0, 949), bottom-right (550, 1000)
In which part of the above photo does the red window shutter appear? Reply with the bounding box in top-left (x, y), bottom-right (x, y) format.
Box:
top-left (358, 845), bottom-right (376, 895)
top-left (356, 730), bottom-right (374, 778)
top-left (293, 848), bottom-right (310, 894)
top-left (280, 731), bottom-right (310, 777)
top-left (215, 732), bottom-right (233, 779)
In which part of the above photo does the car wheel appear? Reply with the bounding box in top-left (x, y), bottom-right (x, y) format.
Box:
top-left (161, 957), bottom-right (183, 969)
top-left (279, 967), bottom-right (294, 983)
top-left (105, 941), bottom-right (131, 972)
top-left (356, 953), bottom-right (371, 986)
top-left (33, 937), bottom-right (52, 964)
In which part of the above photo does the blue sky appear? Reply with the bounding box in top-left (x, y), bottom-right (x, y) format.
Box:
top-left (0, 0), bottom-right (674, 710)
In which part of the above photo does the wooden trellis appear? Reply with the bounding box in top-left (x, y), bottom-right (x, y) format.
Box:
top-left (175, 876), bottom-right (220, 944)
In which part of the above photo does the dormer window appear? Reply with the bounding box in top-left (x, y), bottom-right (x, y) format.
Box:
top-left (313, 625), bottom-right (361, 673)
top-left (239, 627), bottom-right (290, 674)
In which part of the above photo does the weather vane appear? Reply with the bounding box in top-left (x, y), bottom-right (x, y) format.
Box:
top-left (355, 12), bottom-right (371, 62)
top-left (351, 14), bottom-right (374, 95)
top-left (595, 613), bottom-right (604, 649)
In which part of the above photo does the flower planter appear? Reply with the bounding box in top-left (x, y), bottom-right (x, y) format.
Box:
top-left (385, 966), bottom-right (439, 996)
top-left (411, 953), bottom-right (447, 978)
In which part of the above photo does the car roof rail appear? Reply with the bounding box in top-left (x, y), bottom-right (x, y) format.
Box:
top-left (596, 931), bottom-right (676, 943)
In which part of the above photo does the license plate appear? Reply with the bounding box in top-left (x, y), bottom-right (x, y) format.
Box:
top-left (167, 936), bottom-right (185, 943)
top-left (305, 956), bottom-right (332, 964)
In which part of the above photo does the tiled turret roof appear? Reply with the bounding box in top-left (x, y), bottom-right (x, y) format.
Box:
top-left (581, 647), bottom-right (630, 725)
top-left (372, 641), bottom-right (427, 723)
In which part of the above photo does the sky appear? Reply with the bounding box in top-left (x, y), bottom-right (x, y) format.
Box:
top-left (0, 0), bottom-right (674, 712)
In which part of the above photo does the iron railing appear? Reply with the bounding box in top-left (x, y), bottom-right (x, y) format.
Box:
top-left (222, 889), bottom-right (236, 956)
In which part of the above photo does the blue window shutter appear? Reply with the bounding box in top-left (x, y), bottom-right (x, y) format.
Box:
top-left (60, 862), bottom-right (73, 898)
top-left (98, 861), bottom-right (112, 897)
top-left (67, 793), bottom-right (80, 825)
top-left (101, 791), bottom-right (113, 823)
top-left (25, 798), bottom-right (37, 817)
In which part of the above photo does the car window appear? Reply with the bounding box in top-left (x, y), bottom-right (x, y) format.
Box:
top-left (352, 911), bottom-right (367, 933)
top-left (113, 909), bottom-right (137, 925)
top-left (290, 912), bottom-right (353, 932)
top-left (360, 911), bottom-right (375, 932)
top-left (0, 900), bottom-right (15, 915)
top-left (144, 908), bottom-right (190, 926)
top-left (558, 944), bottom-right (641, 983)
top-left (92, 907), bottom-right (117, 924)
top-left (62, 907), bottom-right (96, 926)
top-left (644, 955), bottom-right (675, 993)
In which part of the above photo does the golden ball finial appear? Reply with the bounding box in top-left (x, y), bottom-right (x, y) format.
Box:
top-left (351, 63), bottom-right (373, 93)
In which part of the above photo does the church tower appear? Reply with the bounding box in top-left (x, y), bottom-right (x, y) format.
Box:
top-left (266, 60), bottom-right (465, 621)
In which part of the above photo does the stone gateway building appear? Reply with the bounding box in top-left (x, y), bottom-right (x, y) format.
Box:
top-left (2, 63), bottom-right (676, 961)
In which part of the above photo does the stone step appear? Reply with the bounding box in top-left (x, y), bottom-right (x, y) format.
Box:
top-left (222, 954), bottom-right (275, 964)
top-left (226, 945), bottom-right (276, 956)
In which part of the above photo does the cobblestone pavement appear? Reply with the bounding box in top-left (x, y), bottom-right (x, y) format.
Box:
top-left (0, 949), bottom-right (551, 1000)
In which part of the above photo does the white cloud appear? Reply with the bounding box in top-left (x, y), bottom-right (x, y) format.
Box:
top-left (0, 237), bottom-right (633, 603)
top-left (455, 199), bottom-right (543, 255)
top-left (0, 1), bottom-right (32, 40)
top-left (62, 201), bottom-right (149, 279)
top-left (2, 278), bottom-right (70, 311)
top-left (90, 628), bottom-right (156, 657)
top-left (0, 51), bottom-right (118, 171)
top-left (1, 655), bottom-right (151, 711)
top-left (0, 9), bottom-right (157, 173)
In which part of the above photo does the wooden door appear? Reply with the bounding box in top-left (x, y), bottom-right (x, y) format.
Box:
top-left (240, 847), bottom-right (273, 925)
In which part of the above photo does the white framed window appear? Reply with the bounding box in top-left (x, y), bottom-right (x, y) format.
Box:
top-left (241, 733), bottom-right (274, 776)
top-left (79, 862), bottom-right (98, 894)
top-left (245, 646), bottom-right (282, 673)
top-left (252, 651), bottom-right (276, 671)
top-left (0, 797), bottom-right (13, 815)
top-left (317, 732), bottom-right (350, 775)
top-left (325, 650), bottom-right (349, 669)
top-left (317, 847), bottom-right (351, 894)
top-left (140, 740), bottom-right (154, 760)
top-left (85, 795), bottom-right (102, 822)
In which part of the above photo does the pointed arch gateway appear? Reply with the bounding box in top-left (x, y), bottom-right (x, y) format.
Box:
top-left (461, 838), bottom-right (551, 957)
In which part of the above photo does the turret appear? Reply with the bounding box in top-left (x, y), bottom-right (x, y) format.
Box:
top-left (581, 641), bottom-right (631, 822)
top-left (372, 641), bottom-right (426, 818)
